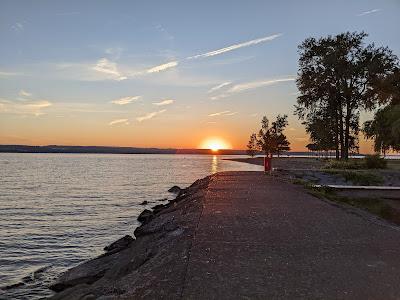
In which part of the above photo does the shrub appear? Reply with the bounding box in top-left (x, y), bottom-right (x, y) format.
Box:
top-left (324, 159), bottom-right (364, 170)
top-left (364, 154), bottom-right (387, 169)
top-left (324, 155), bottom-right (387, 170)
top-left (326, 170), bottom-right (384, 186)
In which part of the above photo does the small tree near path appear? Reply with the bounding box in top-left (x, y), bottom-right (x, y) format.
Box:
top-left (256, 115), bottom-right (291, 158)
top-left (246, 133), bottom-right (258, 157)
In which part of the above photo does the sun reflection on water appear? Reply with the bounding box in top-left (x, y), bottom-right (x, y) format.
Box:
top-left (211, 155), bottom-right (218, 174)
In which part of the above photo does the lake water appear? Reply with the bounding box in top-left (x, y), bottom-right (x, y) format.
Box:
top-left (0, 153), bottom-right (261, 299)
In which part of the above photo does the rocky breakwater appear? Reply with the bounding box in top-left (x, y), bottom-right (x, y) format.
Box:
top-left (48, 176), bottom-right (210, 299)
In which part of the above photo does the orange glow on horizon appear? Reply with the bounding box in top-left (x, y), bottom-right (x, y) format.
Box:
top-left (200, 138), bottom-right (232, 151)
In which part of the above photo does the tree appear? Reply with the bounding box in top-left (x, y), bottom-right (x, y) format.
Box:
top-left (256, 115), bottom-right (290, 157)
top-left (246, 133), bottom-right (258, 157)
top-left (363, 68), bottom-right (400, 155)
top-left (303, 106), bottom-right (338, 154)
top-left (296, 31), bottom-right (398, 159)
top-left (364, 104), bottom-right (400, 155)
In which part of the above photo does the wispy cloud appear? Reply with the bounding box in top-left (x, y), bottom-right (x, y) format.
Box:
top-left (19, 90), bottom-right (32, 97)
top-left (357, 8), bottom-right (381, 16)
top-left (0, 99), bottom-right (52, 116)
top-left (92, 58), bottom-right (127, 81)
top-left (11, 22), bottom-right (24, 32)
top-left (110, 96), bottom-right (141, 105)
top-left (228, 77), bottom-right (295, 93)
top-left (42, 33), bottom-right (282, 81)
top-left (207, 82), bottom-right (232, 94)
top-left (209, 77), bottom-right (295, 100)
top-left (0, 71), bottom-right (22, 77)
top-left (22, 100), bottom-right (51, 109)
top-left (210, 94), bottom-right (229, 101)
top-left (136, 109), bottom-right (166, 122)
top-left (109, 119), bottom-right (129, 126)
top-left (187, 34), bottom-right (282, 59)
top-left (152, 99), bottom-right (174, 106)
top-left (208, 110), bottom-right (237, 117)
top-left (146, 61), bottom-right (178, 73)
top-left (105, 47), bottom-right (123, 60)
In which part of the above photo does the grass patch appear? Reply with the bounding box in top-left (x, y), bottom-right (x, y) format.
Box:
top-left (324, 170), bottom-right (384, 186)
top-left (387, 160), bottom-right (400, 170)
top-left (364, 154), bottom-right (387, 169)
top-left (324, 159), bottom-right (364, 170)
top-left (324, 155), bottom-right (387, 170)
top-left (293, 180), bottom-right (399, 224)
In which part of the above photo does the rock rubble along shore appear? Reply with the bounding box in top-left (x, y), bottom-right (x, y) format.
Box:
top-left (50, 171), bottom-right (400, 299)
top-left (49, 176), bottom-right (210, 299)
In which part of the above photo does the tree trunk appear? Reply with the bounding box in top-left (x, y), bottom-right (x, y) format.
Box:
top-left (339, 105), bottom-right (345, 159)
top-left (335, 132), bottom-right (340, 160)
top-left (344, 101), bottom-right (352, 160)
top-left (334, 104), bottom-right (340, 160)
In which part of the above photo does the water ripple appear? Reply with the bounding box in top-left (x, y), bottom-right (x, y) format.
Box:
top-left (0, 153), bottom-right (261, 298)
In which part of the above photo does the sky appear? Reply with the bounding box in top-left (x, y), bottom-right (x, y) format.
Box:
top-left (0, 0), bottom-right (399, 152)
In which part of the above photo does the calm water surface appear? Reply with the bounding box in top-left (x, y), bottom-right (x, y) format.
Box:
top-left (0, 153), bottom-right (261, 299)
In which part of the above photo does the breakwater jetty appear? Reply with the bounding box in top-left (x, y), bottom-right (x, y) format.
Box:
top-left (50, 171), bottom-right (400, 299)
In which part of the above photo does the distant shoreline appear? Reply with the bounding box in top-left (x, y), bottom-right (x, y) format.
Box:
top-left (1, 145), bottom-right (398, 158)
top-left (0, 145), bottom-right (244, 155)
top-left (0, 144), bottom-right (308, 156)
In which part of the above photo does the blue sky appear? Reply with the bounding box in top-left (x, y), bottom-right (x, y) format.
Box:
top-left (0, 0), bottom-right (399, 150)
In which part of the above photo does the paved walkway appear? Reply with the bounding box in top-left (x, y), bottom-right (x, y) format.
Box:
top-left (181, 172), bottom-right (400, 299)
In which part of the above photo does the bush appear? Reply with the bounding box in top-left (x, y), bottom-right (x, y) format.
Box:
top-left (324, 159), bottom-right (364, 170)
top-left (326, 170), bottom-right (384, 186)
top-left (364, 154), bottom-right (387, 169)
top-left (324, 155), bottom-right (387, 170)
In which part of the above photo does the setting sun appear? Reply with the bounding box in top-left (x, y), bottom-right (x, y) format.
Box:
top-left (200, 138), bottom-right (232, 152)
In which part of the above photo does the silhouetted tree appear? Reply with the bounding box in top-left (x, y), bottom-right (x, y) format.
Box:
top-left (363, 68), bottom-right (400, 155)
top-left (306, 143), bottom-right (318, 152)
top-left (303, 106), bottom-right (337, 154)
top-left (296, 31), bottom-right (398, 159)
top-left (246, 133), bottom-right (258, 157)
top-left (256, 115), bottom-right (290, 157)
top-left (364, 105), bottom-right (400, 155)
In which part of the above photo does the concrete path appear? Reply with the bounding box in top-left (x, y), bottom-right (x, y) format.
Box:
top-left (181, 171), bottom-right (400, 299)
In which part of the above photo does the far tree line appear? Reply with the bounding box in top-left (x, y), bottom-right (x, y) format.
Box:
top-left (248, 31), bottom-right (400, 159)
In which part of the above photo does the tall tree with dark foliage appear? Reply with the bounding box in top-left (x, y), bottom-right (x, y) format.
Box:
top-left (296, 31), bottom-right (398, 159)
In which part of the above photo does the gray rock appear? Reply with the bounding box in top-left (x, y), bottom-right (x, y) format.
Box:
top-left (137, 209), bottom-right (153, 224)
top-left (168, 185), bottom-right (182, 194)
top-left (2, 282), bottom-right (25, 290)
top-left (49, 176), bottom-right (210, 299)
top-left (104, 235), bottom-right (134, 254)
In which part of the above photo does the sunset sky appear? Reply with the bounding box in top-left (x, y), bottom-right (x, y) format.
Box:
top-left (0, 0), bottom-right (399, 152)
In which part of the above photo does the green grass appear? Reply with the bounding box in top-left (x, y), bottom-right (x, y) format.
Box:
top-left (324, 170), bottom-right (384, 186)
top-left (324, 159), bottom-right (364, 170)
top-left (323, 155), bottom-right (387, 170)
top-left (387, 160), bottom-right (400, 170)
top-left (292, 180), bottom-right (397, 223)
